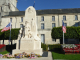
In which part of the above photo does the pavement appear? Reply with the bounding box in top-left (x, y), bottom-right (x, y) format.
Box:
top-left (0, 51), bottom-right (53, 60)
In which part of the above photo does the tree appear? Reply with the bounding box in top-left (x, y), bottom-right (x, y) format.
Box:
top-left (51, 26), bottom-right (79, 39)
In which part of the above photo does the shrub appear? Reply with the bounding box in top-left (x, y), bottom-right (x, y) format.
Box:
top-left (51, 26), bottom-right (80, 39)
top-left (41, 43), bottom-right (48, 51)
top-left (49, 44), bottom-right (61, 51)
top-left (0, 28), bottom-right (20, 40)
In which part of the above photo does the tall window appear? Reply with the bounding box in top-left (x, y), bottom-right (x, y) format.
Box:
top-left (10, 18), bottom-right (12, 22)
top-left (41, 23), bottom-right (44, 29)
top-left (64, 23), bottom-right (67, 26)
top-left (52, 23), bottom-right (55, 28)
top-left (41, 16), bottom-right (44, 21)
top-left (63, 16), bottom-right (66, 20)
top-left (52, 16), bottom-right (55, 21)
top-left (75, 15), bottom-right (78, 20)
top-left (20, 24), bottom-right (23, 28)
top-left (41, 34), bottom-right (45, 43)
top-left (21, 17), bottom-right (23, 22)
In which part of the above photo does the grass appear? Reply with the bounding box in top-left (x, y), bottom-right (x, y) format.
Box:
top-left (0, 50), bottom-right (9, 54)
top-left (52, 52), bottom-right (80, 60)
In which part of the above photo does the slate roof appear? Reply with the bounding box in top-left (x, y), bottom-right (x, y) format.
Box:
top-left (4, 8), bottom-right (80, 16)
top-left (8, 11), bottom-right (25, 16)
top-left (36, 8), bottom-right (80, 15)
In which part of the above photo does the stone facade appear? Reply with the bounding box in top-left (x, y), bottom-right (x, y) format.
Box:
top-left (37, 14), bottom-right (80, 44)
top-left (1, 11), bottom-right (80, 44)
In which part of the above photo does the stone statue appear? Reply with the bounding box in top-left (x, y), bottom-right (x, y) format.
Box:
top-left (25, 21), bottom-right (33, 38)
top-left (20, 28), bottom-right (22, 34)
top-left (24, 20), bottom-right (40, 40)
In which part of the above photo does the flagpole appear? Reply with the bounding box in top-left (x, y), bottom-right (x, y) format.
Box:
top-left (9, 28), bottom-right (11, 45)
top-left (63, 31), bottom-right (64, 44)
top-left (9, 22), bottom-right (11, 45)
top-left (62, 20), bottom-right (65, 44)
top-left (33, 1), bottom-right (35, 8)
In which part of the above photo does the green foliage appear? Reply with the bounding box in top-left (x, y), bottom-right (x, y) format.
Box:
top-left (52, 52), bottom-right (80, 60)
top-left (49, 44), bottom-right (61, 50)
top-left (51, 26), bottom-right (80, 39)
top-left (0, 29), bottom-right (5, 40)
top-left (75, 26), bottom-right (80, 38)
top-left (0, 28), bottom-right (20, 40)
top-left (0, 50), bottom-right (9, 54)
top-left (41, 43), bottom-right (48, 51)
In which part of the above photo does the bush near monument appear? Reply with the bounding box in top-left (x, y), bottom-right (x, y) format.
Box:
top-left (0, 28), bottom-right (20, 40)
top-left (49, 44), bottom-right (61, 51)
top-left (41, 43), bottom-right (48, 51)
top-left (51, 26), bottom-right (80, 39)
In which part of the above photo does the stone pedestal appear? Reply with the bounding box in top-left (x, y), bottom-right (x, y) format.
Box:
top-left (12, 38), bottom-right (43, 55)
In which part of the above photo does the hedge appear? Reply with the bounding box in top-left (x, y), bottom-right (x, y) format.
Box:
top-left (0, 28), bottom-right (20, 40)
top-left (49, 44), bottom-right (61, 50)
top-left (51, 26), bottom-right (80, 39)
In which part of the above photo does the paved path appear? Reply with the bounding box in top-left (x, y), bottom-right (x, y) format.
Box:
top-left (0, 51), bottom-right (53, 60)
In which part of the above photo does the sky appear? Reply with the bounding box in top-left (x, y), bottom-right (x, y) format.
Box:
top-left (17, 0), bottom-right (80, 11)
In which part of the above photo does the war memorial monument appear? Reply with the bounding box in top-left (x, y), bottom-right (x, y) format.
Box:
top-left (12, 6), bottom-right (43, 55)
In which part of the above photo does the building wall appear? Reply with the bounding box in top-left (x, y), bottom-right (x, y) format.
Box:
top-left (1, 12), bottom-right (80, 44)
top-left (59, 13), bottom-right (80, 26)
top-left (37, 13), bottom-right (80, 44)
top-left (37, 15), bottom-right (59, 44)
top-left (1, 16), bottom-right (25, 29)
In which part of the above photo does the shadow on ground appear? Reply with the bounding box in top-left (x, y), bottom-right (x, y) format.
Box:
top-left (42, 51), bottom-right (48, 57)
top-left (6, 44), bottom-right (16, 54)
top-left (49, 48), bottom-right (65, 54)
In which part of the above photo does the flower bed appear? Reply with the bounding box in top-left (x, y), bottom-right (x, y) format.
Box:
top-left (0, 52), bottom-right (41, 59)
top-left (0, 44), bottom-right (6, 52)
top-left (61, 44), bottom-right (80, 54)
top-left (75, 44), bottom-right (80, 48)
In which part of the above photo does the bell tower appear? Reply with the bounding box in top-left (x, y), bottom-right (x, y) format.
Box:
top-left (0, 0), bottom-right (18, 29)
top-left (0, 0), bottom-right (18, 12)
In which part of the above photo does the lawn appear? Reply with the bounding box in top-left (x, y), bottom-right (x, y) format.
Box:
top-left (52, 52), bottom-right (80, 60)
top-left (0, 50), bottom-right (9, 54)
